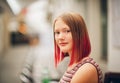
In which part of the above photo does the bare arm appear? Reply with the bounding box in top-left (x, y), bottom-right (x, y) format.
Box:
top-left (71, 63), bottom-right (98, 83)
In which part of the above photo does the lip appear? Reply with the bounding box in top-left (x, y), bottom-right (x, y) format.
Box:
top-left (59, 43), bottom-right (67, 46)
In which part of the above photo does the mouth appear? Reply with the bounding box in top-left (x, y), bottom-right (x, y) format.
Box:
top-left (59, 43), bottom-right (67, 46)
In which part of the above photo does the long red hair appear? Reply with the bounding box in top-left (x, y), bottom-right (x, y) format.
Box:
top-left (53, 12), bottom-right (91, 67)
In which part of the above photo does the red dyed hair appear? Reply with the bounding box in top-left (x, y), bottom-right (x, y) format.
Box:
top-left (53, 12), bottom-right (91, 67)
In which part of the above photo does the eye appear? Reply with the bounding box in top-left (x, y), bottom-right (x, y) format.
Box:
top-left (66, 30), bottom-right (71, 33)
top-left (54, 31), bottom-right (60, 35)
top-left (63, 29), bottom-right (71, 33)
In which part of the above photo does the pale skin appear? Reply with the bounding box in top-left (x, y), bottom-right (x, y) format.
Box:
top-left (54, 18), bottom-right (98, 83)
top-left (70, 62), bottom-right (98, 83)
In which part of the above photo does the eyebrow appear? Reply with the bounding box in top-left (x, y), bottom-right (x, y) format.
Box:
top-left (55, 26), bottom-right (70, 31)
top-left (62, 27), bottom-right (70, 30)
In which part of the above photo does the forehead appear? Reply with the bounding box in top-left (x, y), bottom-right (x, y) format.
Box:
top-left (54, 19), bottom-right (70, 30)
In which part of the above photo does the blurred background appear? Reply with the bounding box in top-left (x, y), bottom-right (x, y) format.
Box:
top-left (0, 0), bottom-right (120, 83)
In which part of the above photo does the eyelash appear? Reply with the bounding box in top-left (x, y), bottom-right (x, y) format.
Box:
top-left (54, 32), bottom-right (60, 35)
top-left (54, 30), bottom-right (71, 35)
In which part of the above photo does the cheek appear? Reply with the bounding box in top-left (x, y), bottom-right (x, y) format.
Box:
top-left (69, 35), bottom-right (73, 44)
top-left (55, 38), bottom-right (59, 45)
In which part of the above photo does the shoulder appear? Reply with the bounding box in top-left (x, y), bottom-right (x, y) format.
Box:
top-left (71, 63), bottom-right (98, 83)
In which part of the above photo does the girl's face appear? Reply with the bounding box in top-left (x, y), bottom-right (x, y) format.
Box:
top-left (54, 19), bottom-right (73, 54)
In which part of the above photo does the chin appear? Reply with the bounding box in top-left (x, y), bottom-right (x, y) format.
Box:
top-left (59, 47), bottom-right (71, 53)
top-left (60, 49), bottom-right (68, 53)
